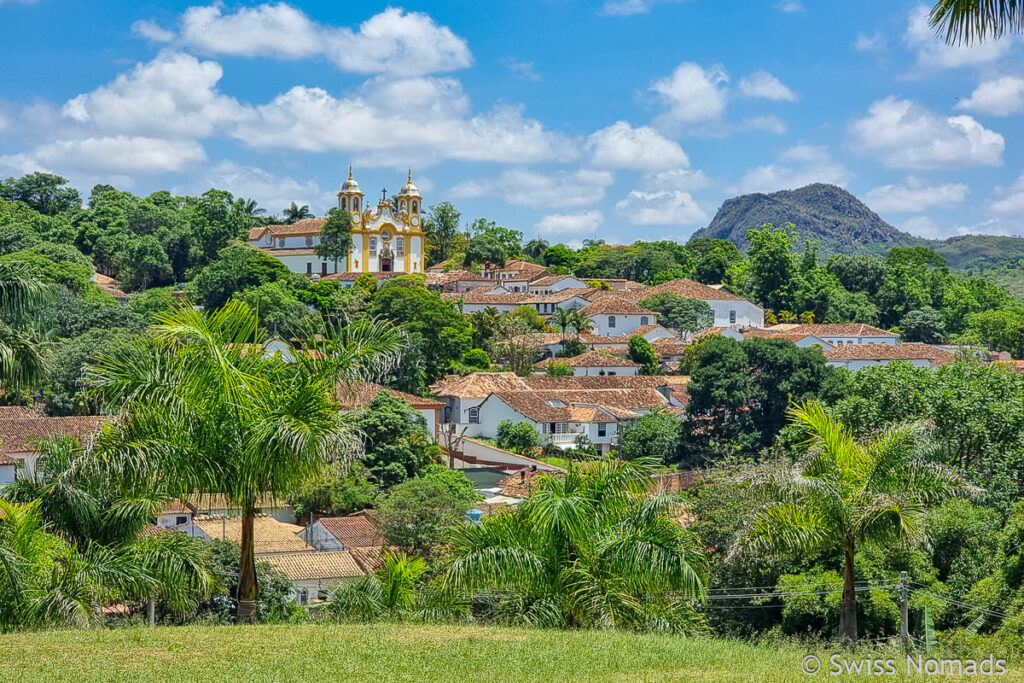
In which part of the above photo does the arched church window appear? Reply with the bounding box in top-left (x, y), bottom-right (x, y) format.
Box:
top-left (640, 316), bottom-right (649, 326)
top-left (608, 316), bottom-right (616, 329)
top-left (381, 230), bottom-right (391, 241)
top-left (369, 238), bottom-right (377, 254)
top-left (729, 310), bottom-right (737, 325)
top-left (412, 201), bottom-right (418, 213)
top-left (341, 198), bottom-right (347, 210)
top-left (396, 238), bottom-right (404, 255)
top-left (353, 199), bottom-right (360, 212)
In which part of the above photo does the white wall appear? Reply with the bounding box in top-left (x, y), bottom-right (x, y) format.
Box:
top-left (827, 358), bottom-right (932, 370)
top-left (0, 463), bottom-right (15, 485)
top-left (572, 365), bottom-right (639, 376)
top-left (820, 335), bottom-right (897, 346)
top-left (299, 521), bottom-right (344, 551)
top-left (589, 313), bottom-right (657, 337)
top-left (458, 438), bottom-right (562, 471)
top-left (709, 300), bottom-right (764, 328)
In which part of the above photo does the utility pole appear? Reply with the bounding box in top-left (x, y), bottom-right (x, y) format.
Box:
top-left (146, 599), bottom-right (155, 627)
top-left (899, 571), bottom-right (909, 653)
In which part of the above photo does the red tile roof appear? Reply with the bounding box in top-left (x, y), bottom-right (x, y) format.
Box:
top-left (781, 323), bottom-right (897, 338)
top-left (823, 343), bottom-right (954, 365)
top-left (0, 416), bottom-right (110, 455)
top-left (249, 218), bottom-right (329, 241)
top-left (620, 278), bottom-right (744, 302)
top-left (579, 297), bottom-right (657, 316)
top-left (536, 350), bottom-right (640, 368)
top-left (315, 513), bottom-right (385, 549)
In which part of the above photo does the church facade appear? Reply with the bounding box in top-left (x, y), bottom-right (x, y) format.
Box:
top-left (247, 168), bottom-right (427, 277)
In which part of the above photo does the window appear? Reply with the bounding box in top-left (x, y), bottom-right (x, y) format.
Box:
top-left (381, 230), bottom-right (391, 241)
top-left (468, 407), bottom-right (480, 423)
top-left (412, 201), bottom-right (418, 213)
top-left (443, 406), bottom-right (451, 423)
top-left (341, 198), bottom-right (347, 210)
top-left (175, 516), bottom-right (188, 526)
top-left (597, 423), bottom-right (607, 438)
top-left (369, 238), bottom-right (377, 254)
top-left (306, 262), bottom-right (312, 275)
top-left (554, 422), bottom-right (567, 434)
top-left (729, 310), bottom-right (736, 325)
top-left (305, 236), bottom-right (313, 247)
top-left (321, 263), bottom-right (328, 276)
top-left (608, 315), bottom-right (616, 328)
top-left (277, 237), bottom-right (286, 248)
top-left (396, 238), bottom-right (404, 255)
top-left (640, 316), bottom-right (648, 326)
top-left (353, 199), bottom-right (360, 212)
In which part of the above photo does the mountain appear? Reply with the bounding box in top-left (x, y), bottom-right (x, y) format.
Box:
top-left (692, 183), bottom-right (915, 254)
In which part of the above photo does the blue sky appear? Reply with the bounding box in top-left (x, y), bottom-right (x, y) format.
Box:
top-left (1, 0), bottom-right (1022, 245)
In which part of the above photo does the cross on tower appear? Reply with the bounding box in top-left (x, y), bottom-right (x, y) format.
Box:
top-left (381, 187), bottom-right (387, 203)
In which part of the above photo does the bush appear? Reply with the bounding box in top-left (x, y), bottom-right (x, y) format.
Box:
top-left (546, 360), bottom-right (573, 376)
top-left (495, 418), bottom-right (542, 453)
top-left (376, 478), bottom-right (474, 554)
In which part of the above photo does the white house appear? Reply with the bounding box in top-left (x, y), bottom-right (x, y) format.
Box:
top-left (741, 328), bottom-right (834, 349)
top-left (337, 382), bottom-right (444, 442)
top-left (431, 372), bottom-right (533, 426)
top-left (0, 415), bottom-right (109, 481)
top-left (775, 323), bottom-right (897, 346)
top-left (298, 512), bottom-right (384, 552)
top-left (259, 551), bottom-right (365, 604)
top-left (537, 350), bottom-right (641, 376)
top-left (528, 275), bottom-right (588, 294)
top-left (823, 343), bottom-right (954, 370)
top-left (467, 387), bottom-right (677, 455)
top-left (618, 279), bottom-right (764, 329)
top-left (0, 454), bottom-right (16, 485)
top-left (578, 297), bottom-right (659, 337)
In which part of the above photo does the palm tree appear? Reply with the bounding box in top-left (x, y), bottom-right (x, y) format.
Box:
top-left (570, 310), bottom-right (592, 339)
top-left (87, 301), bottom-right (404, 622)
top-left (553, 309), bottom-right (575, 339)
top-left (283, 202), bottom-right (313, 224)
top-left (443, 457), bottom-right (708, 632)
top-left (930, 0), bottom-right (1023, 44)
top-left (733, 401), bottom-right (974, 640)
top-left (238, 198), bottom-right (266, 227)
top-left (524, 239), bottom-right (549, 260)
top-left (0, 261), bottom-right (53, 393)
top-left (582, 238), bottom-right (605, 248)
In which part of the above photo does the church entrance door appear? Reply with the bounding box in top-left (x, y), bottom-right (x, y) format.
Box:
top-left (381, 258), bottom-right (392, 272)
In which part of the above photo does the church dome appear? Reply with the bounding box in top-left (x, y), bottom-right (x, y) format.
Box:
top-left (341, 166), bottom-right (361, 193)
top-left (398, 169), bottom-right (421, 197)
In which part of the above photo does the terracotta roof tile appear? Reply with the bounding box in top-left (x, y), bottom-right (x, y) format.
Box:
top-left (191, 514), bottom-right (311, 553)
top-left (431, 372), bottom-right (530, 398)
top-left (781, 323), bottom-right (897, 338)
top-left (824, 342), bottom-right (954, 365)
top-left (337, 381), bottom-right (443, 409)
top-left (580, 297), bottom-right (657, 316)
top-left (618, 278), bottom-right (745, 302)
top-left (538, 350), bottom-right (640, 368)
top-left (259, 550), bottom-right (364, 581)
top-left (488, 388), bottom-right (670, 422)
top-left (0, 416), bottom-right (110, 455)
top-left (314, 514), bottom-right (385, 549)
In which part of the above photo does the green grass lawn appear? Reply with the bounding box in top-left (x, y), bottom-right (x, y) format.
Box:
top-left (0, 623), bottom-right (1020, 682)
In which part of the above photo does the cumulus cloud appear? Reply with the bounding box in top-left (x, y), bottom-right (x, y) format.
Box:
top-left (899, 215), bottom-right (946, 239)
top-left (450, 169), bottom-right (613, 209)
top-left (643, 168), bottom-right (711, 192)
top-left (905, 4), bottom-right (1010, 69)
top-left (586, 121), bottom-right (689, 171)
top-left (147, 4), bottom-right (472, 76)
top-left (615, 190), bottom-right (707, 226)
top-left (956, 76), bottom-right (1024, 116)
top-left (535, 210), bottom-right (603, 238)
top-left (232, 78), bottom-right (574, 166)
top-left (864, 176), bottom-right (970, 212)
top-left (990, 173), bottom-right (1024, 214)
top-left (738, 144), bottom-right (851, 193)
top-left (60, 51), bottom-right (246, 138)
top-left (651, 62), bottom-right (729, 131)
top-left (854, 31), bottom-right (886, 52)
top-left (131, 19), bottom-right (175, 43)
top-left (738, 70), bottom-right (796, 101)
top-left (849, 96), bottom-right (1004, 169)
top-left (1, 136), bottom-right (205, 176)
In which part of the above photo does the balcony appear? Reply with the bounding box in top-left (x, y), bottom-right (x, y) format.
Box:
top-left (546, 432), bottom-right (584, 444)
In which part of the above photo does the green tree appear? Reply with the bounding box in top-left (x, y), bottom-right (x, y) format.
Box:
top-left (283, 202), bottom-right (312, 224)
top-left (618, 410), bottom-right (681, 463)
top-left (524, 239), bottom-right (549, 259)
top-left (496, 418), bottom-right (542, 453)
top-left (187, 243), bottom-right (290, 310)
top-left (376, 477), bottom-right (474, 555)
top-left (351, 391), bottom-right (434, 487)
top-left (113, 235), bottom-right (173, 291)
top-left (287, 462), bottom-right (379, 519)
top-left (627, 335), bottom-right (659, 375)
top-left (639, 293), bottom-right (713, 337)
top-left (233, 281), bottom-right (312, 337)
top-left (543, 245), bottom-right (576, 269)
top-left (746, 224), bottom-right (798, 311)
top-left (186, 190), bottom-right (250, 266)
top-left (0, 260), bottom-right (53, 392)
top-left (315, 208), bottom-right (353, 272)
top-left (0, 172), bottom-right (81, 215)
top-left (735, 402), bottom-right (973, 640)
top-left (547, 360), bottom-right (574, 376)
top-left (899, 307), bottom-right (945, 344)
top-left (443, 457), bottom-right (708, 631)
top-left (88, 301), bottom-right (404, 622)
top-left (422, 202), bottom-right (462, 264)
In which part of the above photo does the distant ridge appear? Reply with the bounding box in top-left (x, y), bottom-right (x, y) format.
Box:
top-left (691, 183), bottom-right (916, 254)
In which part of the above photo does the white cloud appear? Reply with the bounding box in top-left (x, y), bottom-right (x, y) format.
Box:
top-left (651, 62), bottom-right (729, 131)
top-left (196, 161), bottom-right (324, 214)
top-left (956, 76), bottom-right (1024, 116)
top-left (900, 215), bottom-right (1017, 239)
top-left (854, 31), bottom-right (886, 52)
top-left (501, 57), bottom-right (540, 82)
top-left (899, 215), bottom-right (946, 239)
top-left (864, 176), bottom-right (970, 212)
top-left (774, 1), bottom-right (804, 12)
top-left (990, 173), bottom-right (1024, 214)
top-left (742, 115), bottom-right (787, 135)
top-left (131, 19), bottom-right (175, 43)
top-left (738, 144), bottom-right (851, 193)
top-left (615, 190), bottom-right (707, 226)
top-left (179, 3), bottom-right (323, 59)
top-left (849, 96), bottom-right (1004, 169)
top-left (162, 4), bottom-right (471, 76)
top-left (738, 70), bottom-right (796, 101)
top-left (534, 210), bottom-right (603, 238)
top-left (450, 169), bottom-right (613, 209)
top-left (61, 51), bottom-right (246, 139)
top-left (600, 0), bottom-right (689, 16)
top-left (1, 136), bottom-right (205, 176)
top-left (643, 168), bottom-right (711, 192)
top-left (586, 121), bottom-right (689, 171)
top-left (905, 4), bottom-right (1010, 69)
top-left (233, 79), bottom-right (574, 166)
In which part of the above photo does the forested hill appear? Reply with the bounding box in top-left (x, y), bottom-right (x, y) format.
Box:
top-left (692, 183), bottom-right (1024, 295)
top-left (691, 184), bottom-right (915, 254)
